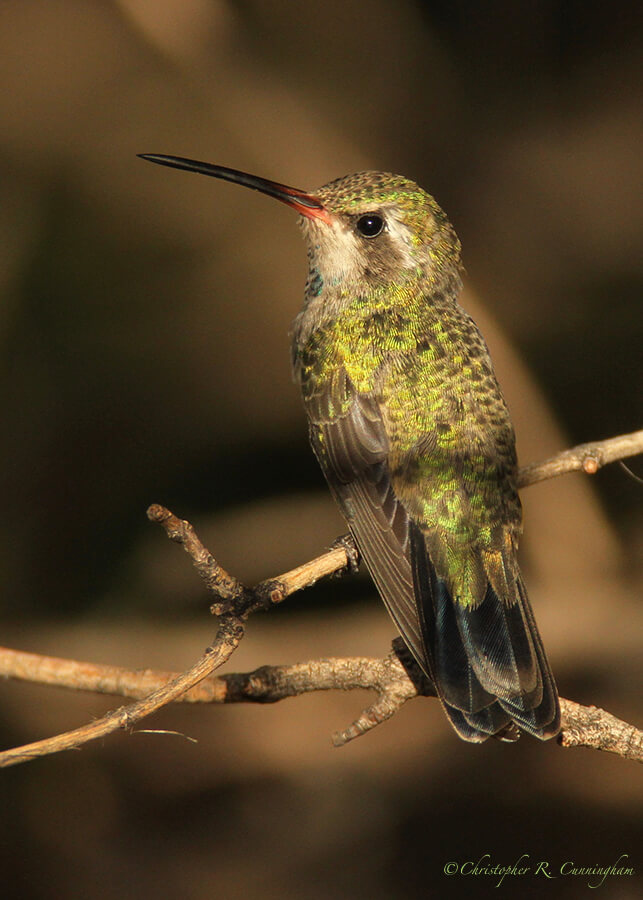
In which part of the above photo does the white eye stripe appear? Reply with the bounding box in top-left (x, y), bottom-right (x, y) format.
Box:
top-left (384, 215), bottom-right (415, 267)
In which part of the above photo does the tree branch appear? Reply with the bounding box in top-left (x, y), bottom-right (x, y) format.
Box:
top-left (1, 644), bottom-right (640, 761)
top-left (1, 428), bottom-right (641, 767)
top-left (516, 428), bottom-right (643, 487)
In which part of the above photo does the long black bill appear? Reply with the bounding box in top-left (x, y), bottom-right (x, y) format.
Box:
top-left (138, 154), bottom-right (331, 223)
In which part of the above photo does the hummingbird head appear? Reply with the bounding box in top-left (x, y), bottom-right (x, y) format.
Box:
top-left (305, 171), bottom-right (461, 292)
top-left (138, 155), bottom-right (461, 294)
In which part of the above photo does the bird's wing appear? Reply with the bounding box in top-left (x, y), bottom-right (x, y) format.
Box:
top-left (304, 365), bottom-right (427, 667)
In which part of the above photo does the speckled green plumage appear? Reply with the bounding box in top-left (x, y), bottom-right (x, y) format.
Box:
top-left (291, 171), bottom-right (560, 742)
top-left (295, 274), bottom-right (520, 603)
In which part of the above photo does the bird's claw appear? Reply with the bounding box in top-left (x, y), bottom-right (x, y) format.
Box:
top-left (330, 533), bottom-right (361, 576)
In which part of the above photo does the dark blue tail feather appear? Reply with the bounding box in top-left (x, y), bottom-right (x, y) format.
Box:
top-left (410, 522), bottom-right (560, 741)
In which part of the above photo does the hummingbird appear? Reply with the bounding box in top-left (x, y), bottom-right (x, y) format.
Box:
top-left (139, 153), bottom-right (561, 743)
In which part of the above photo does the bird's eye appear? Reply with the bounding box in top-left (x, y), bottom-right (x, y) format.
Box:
top-left (356, 214), bottom-right (385, 238)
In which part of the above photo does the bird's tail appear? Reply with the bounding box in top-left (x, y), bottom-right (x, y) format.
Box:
top-left (410, 523), bottom-right (560, 742)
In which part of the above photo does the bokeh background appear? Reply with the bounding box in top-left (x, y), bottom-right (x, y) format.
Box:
top-left (0, 1), bottom-right (641, 898)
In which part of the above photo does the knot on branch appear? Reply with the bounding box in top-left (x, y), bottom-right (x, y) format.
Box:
top-left (581, 453), bottom-right (600, 474)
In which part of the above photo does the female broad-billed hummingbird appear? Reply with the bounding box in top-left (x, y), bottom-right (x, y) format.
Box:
top-left (139, 153), bottom-right (560, 743)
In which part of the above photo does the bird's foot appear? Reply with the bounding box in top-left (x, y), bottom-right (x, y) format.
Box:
top-left (330, 533), bottom-right (361, 576)
top-left (391, 638), bottom-right (436, 697)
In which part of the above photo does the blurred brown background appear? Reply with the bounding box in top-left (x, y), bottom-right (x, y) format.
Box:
top-left (0, 1), bottom-right (641, 898)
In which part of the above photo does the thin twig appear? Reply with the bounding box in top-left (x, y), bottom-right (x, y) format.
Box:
top-left (147, 504), bottom-right (247, 612)
top-left (145, 504), bottom-right (354, 611)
